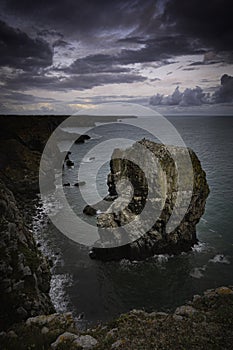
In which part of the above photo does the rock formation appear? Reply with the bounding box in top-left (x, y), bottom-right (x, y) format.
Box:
top-left (1, 286), bottom-right (233, 349)
top-left (0, 179), bottom-right (55, 329)
top-left (89, 139), bottom-right (209, 261)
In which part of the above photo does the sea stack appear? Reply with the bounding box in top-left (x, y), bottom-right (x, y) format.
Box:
top-left (89, 139), bottom-right (210, 261)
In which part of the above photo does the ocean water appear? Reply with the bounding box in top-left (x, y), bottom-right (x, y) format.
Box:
top-left (34, 115), bottom-right (233, 326)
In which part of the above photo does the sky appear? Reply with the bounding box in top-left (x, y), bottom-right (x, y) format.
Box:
top-left (0, 0), bottom-right (233, 115)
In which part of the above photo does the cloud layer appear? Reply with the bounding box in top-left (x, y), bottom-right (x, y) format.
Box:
top-left (0, 20), bottom-right (52, 70)
top-left (150, 75), bottom-right (233, 107)
top-left (0, 0), bottom-right (232, 113)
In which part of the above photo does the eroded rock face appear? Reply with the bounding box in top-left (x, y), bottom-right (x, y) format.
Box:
top-left (0, 179), bottom-right (55, 329)
top-left (90, 139), bottom-right (209, 261)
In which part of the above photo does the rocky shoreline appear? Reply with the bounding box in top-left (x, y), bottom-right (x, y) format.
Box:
top-left (1, 286), bottom-right (233, 349)
top-left (0, 116), bottom-right (232, 349)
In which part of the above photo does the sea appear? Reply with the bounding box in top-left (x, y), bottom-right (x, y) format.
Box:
top-left (32, 113), bottom-right (233, 328)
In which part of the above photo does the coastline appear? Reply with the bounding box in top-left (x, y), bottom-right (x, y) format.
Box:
top-left (0, 115), bottom-right (233, 349)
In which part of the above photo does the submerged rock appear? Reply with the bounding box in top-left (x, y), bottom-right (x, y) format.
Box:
top-left (83, 205), bottom-right (97, 216)
top-left (74, 181), bottom-right (86, 187)
top-left (75, 135), bottom-right (91, 144)
top-left (90, 139), bottom-right (209, 261)
top-left (66, 159), bottom-right (74, 167)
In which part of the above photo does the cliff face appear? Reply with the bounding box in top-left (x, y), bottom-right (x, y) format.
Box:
top-left (0, 116), bottom-right (71, 330)
top-left (0, 116), bottom-right (66, 197)
top-left (0, 179), bottom-right (55, 329)
top-left (91, 139), bottom-right (209, 261)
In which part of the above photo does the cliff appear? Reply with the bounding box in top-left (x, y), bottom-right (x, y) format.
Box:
top-left (0, 116), bottom-right (66, 197)
top-left (1, 286), bottom-right (233, 349)
top-left (0, 116), bottom-right (69, 329)
top-left (0, 179), bottom-right (55, 329)
top-left (90, 139), bottom-right (209, 261)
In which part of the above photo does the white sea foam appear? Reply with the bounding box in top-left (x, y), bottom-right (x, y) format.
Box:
top-left (50, 273), bottom-right (73, 313)
top-left (200, 218), bottom-right (208, 224)
top-left (81, 158), bottom-right (93, 163)
top-left (190, 265), bottom-right (207, 279)
top-left (32, 201), bottom-right (73, 314)
top-left (153, 254), bottom-right (170, 264)
top-left (191, 241), bottom-right (207, 253)
top-left (209, 254), bottom-right (230, 264)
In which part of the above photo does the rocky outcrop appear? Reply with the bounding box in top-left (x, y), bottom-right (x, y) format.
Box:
top-left (90, 139), bottom-right (209, 261)
top-left (0, 116), bottom-right (93, 198)
top-left (0, 116), bottom-right (66, 197)
top-left (0, 179), bottom-right (55, 329)
top-left (0, 116), bottom-right (94, 331)
top-left (1, 286), bottom-right (233, 349)
top-left (75, 134), bottom-right (91, 144)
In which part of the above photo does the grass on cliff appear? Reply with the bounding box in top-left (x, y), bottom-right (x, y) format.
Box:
top-left (2, 291), bottom-right (233, 350)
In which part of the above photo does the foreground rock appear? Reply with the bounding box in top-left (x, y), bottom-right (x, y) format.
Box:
top-left (90, 139), bottom-right (209, 261)
top-left (0, 179), bottom-right (54, 329)
top-left (1, 286), bottom-right (233, 349)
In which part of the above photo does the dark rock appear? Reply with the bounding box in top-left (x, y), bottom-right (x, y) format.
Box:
top-left (26, 139), bottom-right (45, 152)
top-left (0, 179), bottom-right (55, 329)
top-left (66, 159), bottom-right (74, 167)
top-left (13, 280), bottom-right (25, 291)
top-left (63, 183), bottom-right (71, 187)
top-left (90, 139), bottom-right (209, 261)
top-left (65, 151), bottom-right (71, 160)
top-left (16, 306), bottom-right (28, 319)
top-left (0, 116), bottom-right (67, 198)
top-left (83, 205), bottom-right (97, 216)
top-left (75, 134), bottom-right (91, 144)
top-left (7, 330), bottom-right (17, 338)
top-left (74, 181), bottom-right (86, 187)
top-left (89, 250), bottom-right (97, 259)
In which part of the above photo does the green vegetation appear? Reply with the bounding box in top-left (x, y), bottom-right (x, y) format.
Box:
top-left (1, 288), bottom-right (233, 350)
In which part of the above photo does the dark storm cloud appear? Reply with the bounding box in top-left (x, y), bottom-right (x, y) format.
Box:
top-left (1, 91), bottom-right (56, 104)
top-left (1, 0), bottom-right (232, 60)
top-left (4, 70), bottom-right (146, 91)
top-left (67, 34), bottom-right (200, 75)
top-left (66, 54), bottom-right (130, 74)
top-left (53, 39), bottom-right (70, 48)
top-left (117, 35), bottom-right (203, 63)
top-left (0, 20), bottom-right (53, 70)
top-left (163, 0), bottom-right (233, 52)
top-left (0, 0), bottom-right (232, 113)
top-left (56, 73), bottom-right (146, 90)
top-left (1, 0), bottom-right (157, 36)
top-left (213, 74), bottom-right (233, 103)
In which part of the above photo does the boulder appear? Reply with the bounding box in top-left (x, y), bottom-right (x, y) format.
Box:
top-left (51, 333), bottom-right (97, 350)
top-left (75, 135), bottom-right (91, 144)
top-left (73, 335), bottom-right (98, 349)
top-left (66, 160), bottom-right (74, 167)
top-left (83, 205), bottom-right (97, 216)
